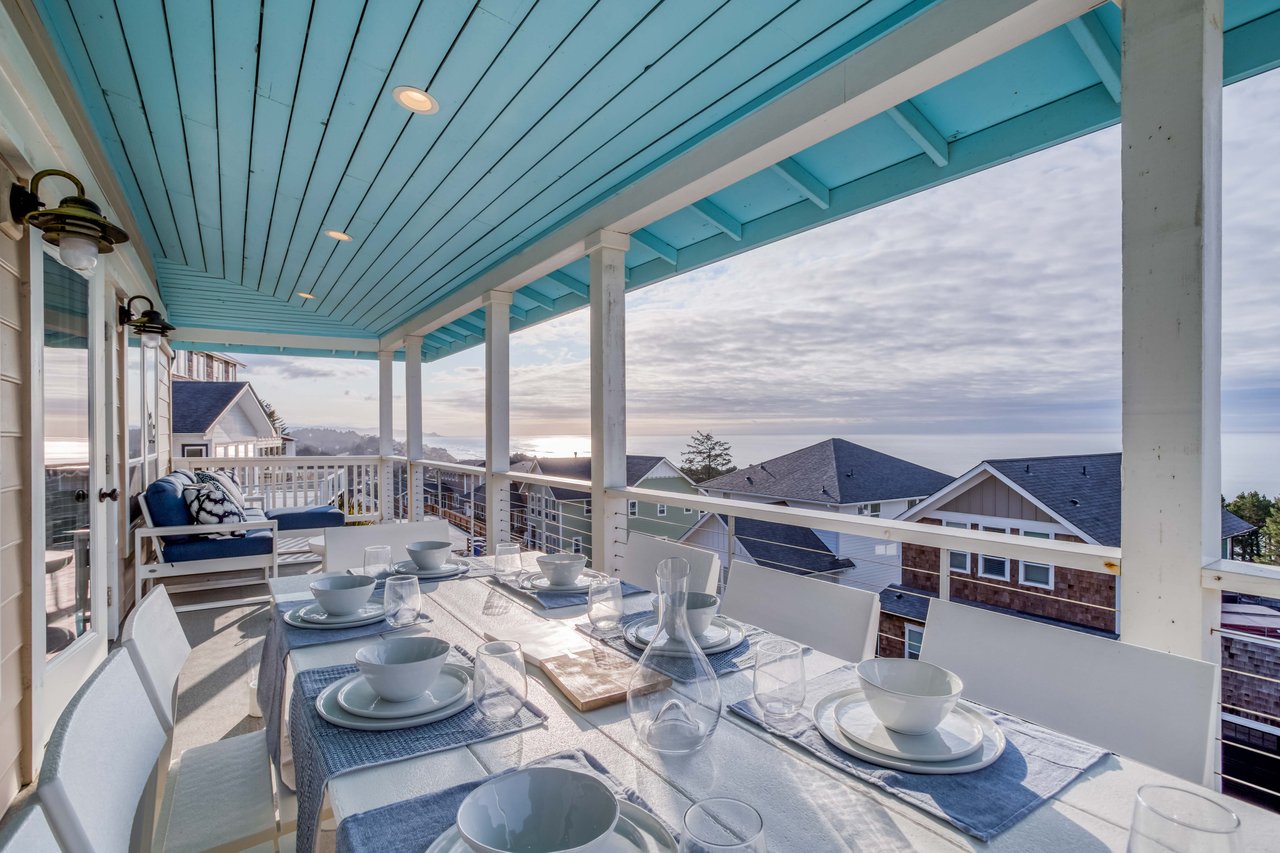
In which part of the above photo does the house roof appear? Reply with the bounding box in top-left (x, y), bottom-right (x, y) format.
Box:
top-left (535, 455), bottom-right (668, 501)
top-left (701, 438), bottom-right (952, 505)
top-left (171, 381), bottom-right (251, 434)
top-left (879, 584), bottom-right (1119, 640)
top-left (729, 515), bottom-right (852, 575)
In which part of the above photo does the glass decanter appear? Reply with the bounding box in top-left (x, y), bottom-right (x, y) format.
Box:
top-left (627, 557), bottom-right (722, 754)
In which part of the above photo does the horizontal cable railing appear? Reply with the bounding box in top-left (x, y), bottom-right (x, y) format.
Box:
top-left (1213, 617), bottom-right (1280, 811)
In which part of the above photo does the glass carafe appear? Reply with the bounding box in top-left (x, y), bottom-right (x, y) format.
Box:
top-left (627, 558), bottom-right (722, 754)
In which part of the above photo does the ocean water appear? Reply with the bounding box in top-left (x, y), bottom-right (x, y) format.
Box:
top-left (425, 431), bottom-right (1280, 498)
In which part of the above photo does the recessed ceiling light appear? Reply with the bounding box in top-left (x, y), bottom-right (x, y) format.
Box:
top-left (393, 85), bottom-right (439, 114)
top-left (324, 229), bottom-right (352, 241)
top-left (297, 292), bottom-right (315, 299)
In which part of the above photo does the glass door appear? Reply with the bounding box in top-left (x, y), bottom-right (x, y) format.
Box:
top-left (32, 239), bottom-right (109, 743)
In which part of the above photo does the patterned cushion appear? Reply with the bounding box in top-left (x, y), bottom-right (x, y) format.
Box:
top-left (169, 468), bottom-right (198, 485)
top-left (183, 484), bottom-right (246, 535)
top-left (196, 470), bottom-right (245, 508)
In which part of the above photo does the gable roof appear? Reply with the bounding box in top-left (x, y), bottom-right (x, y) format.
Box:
top-left (534, 455), bottom-right (669, 501)
top-left (172, 381), bottom-right (254, 434)
top-left (701, 438), bottom-right (952, 505)
top-left (729, 515), bottom-right (852, 575)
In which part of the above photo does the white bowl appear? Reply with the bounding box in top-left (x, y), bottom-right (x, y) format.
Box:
top-left (309, 574), bottom-right (376, 617)
top-left (457, 767), bottom-right (620, 853)
top-left (536, 554), bottom-right (587, 587)
top-left (686, 592), bottom-right (720, 637)
top-left (856, 658), bottom-right (963, 735)
top-left (354, 637), bottom-right (450, 703)
top-left (407, 540), bottom-right (452, 571)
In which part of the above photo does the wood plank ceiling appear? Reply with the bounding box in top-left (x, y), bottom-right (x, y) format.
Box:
top-left (32, 0), bottom-right (1280, 361)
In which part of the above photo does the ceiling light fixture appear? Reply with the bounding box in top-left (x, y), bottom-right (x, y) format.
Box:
top-left (297, 292), bottom-right (315, 299)
top-left (392, 86), bottom-right (439, 114)
top-left (324, 229), bottom-right (352, 241)
top-left (8, 169), bottom-right (130, 271)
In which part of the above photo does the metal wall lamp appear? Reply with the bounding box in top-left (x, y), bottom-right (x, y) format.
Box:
top-left (8, 168), bottom-right (129, 271)
top-left (118, 294), bottom-right (175, 349)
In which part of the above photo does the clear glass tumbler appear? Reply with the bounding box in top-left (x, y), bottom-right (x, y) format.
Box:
top-left (494, 542), bottom-right (523, 582)
top-left (362, 544), bottom-right (392, 577)
top-left (383, 575), bottom-right (422, 628)
top-left (588, 577), bottom-right (624, 634)
top-left (679, 798), bottom-right (765, 853)
top-left (753, 638), bottom-right (805, 718)
top-left (1127, 785), bottom-right (1241, 852)
top-left (475, 640), bottom-right (527, 721)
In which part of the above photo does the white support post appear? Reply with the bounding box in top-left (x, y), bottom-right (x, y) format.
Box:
top-left (588, 231), bottom-right (630, 575)
top-left (485, 292), bottom-right (512, 552)
top-left (404, 335), bottom-right (425, 521)
top-left (378, 349), bottom-right (395, 522)
top-left (1119, 0), bottom-right (1223, 663)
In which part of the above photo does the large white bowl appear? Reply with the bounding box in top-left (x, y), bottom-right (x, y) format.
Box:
top-left (355, 637), bottom-right (450, 703)
top-left (407, 540), bottom-right (453, 572)
top-left (536, 554), bottom-right (588, 587)
top-left (309, 574), bottom-right (376, 617)
top-left (457, 767), bottom-right (620, 853)
top-left (855, 658), bottom-right (963, 735)
top-left (685, 592), bottom-right (720, 637)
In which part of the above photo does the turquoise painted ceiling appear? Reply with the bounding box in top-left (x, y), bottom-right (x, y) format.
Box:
top-left (33, 0), bottom-right (1280, 362)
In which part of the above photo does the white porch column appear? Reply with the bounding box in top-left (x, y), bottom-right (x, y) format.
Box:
top-left (485, 292), bottom-right (512, 552)
top-left (378, 349), bottom-right (395, 522)
top-left (588, 230), bottom-right (630, 574)
top-left (404, 335), bottom-right (425, 521)
top-left (1119, 0), bottom-right (1222, 661)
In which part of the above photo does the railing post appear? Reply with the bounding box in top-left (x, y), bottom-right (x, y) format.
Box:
top-left (404, 334), bottom-right (425, 521)
top-left (378, 349), bottom-right (395, 522)
top-left (588, 230), bottom-right (630, 575)
top-left (1119, 0), bottom-right (1222, 663)
top-left (484, 292), bottom-right (512, 552)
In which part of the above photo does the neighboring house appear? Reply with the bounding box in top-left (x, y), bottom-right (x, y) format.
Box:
top-left (521, 455), bottom-right (700, 559)
top-left (171, 380), bottom-right (284, 458)
top-left (1219, 594), bottom-right (1280, 811)
top-left (693, 438), bottom-right (953, 593)
top-left (171, 350), bottom-right (243, 382)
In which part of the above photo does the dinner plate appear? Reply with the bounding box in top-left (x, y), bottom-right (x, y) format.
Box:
top-left (282, 604), bottom-right (386, 630)
top-left (623, 616), bottom-right (744, 656)
top-left (522, 573), bottom-right (592, 593)
top-left (812, 687), bottom-right (1005, 774)
top-left (297, 601), bottom-right (386, 625)
top-left (833, 692), bottom-right (985, 763)
top-left (393, 560), bottom-right (469, 580)
top-left (316, 673), bottom-right (473, 731)
top-left (336, 664), bottom-right (471, 719)
top-left (425, 798), bottom-right (676, 852)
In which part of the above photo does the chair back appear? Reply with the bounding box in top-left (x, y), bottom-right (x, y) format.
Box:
top-left (624, 535), bottom-right (720, 595)
top-left (38, 649), bottom-right (167, 853)
top-left (323, 519), bottom-right (453, 572)
top-left (0, 800), bottom-right (63, 852)
top-left (122, 585), bottom-right (193, 729)
top-left (721, 561), bottom-right (880, 661)
top-left (919, 599), bottom-right (1218, 784)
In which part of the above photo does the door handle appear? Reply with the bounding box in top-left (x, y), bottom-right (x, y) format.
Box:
top-left (74, 489), bottom-right (88, 503)
top-left (98, 488), bottom-right (120, 503)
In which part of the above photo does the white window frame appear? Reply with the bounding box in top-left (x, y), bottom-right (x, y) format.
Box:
top-left (904, 624), bottom-right (924, 660)
top-left (1019, 530), bottom-right (1054, 589)
top-left (978, 525), bottom-right (1009, 580)
top-left (657, 504), bottom-right (667, 516)
top-left (685, 506), bottom-right (693, 514)
top-left (584, 501), bottom-right (592, 516)
top-left (945, 521), bottom-right (971, 573)
top-left (572, 537), bottom-right (583, 554)
top-left (628, 500), bottom-right (638, 517)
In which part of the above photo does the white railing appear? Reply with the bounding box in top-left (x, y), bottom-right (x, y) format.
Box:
top-left (188, 456), bottom-right (385, 522)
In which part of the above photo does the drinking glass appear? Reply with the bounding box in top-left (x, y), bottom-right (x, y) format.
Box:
top-left (1127, 785), bottom-right (1241, 852)
top-left (680, 798), bottom-right (765, 853)
top-left (383, 576), bottom-right (422, 628)
top-left (362, 544), bottom-right (392, 577)
top-left (475, 641), bottom-right (527, 721)
top-left (588, 577), bottom-right (624, 633)
top-left (494, 542), bottom-right (522, 582)
top-left (753, 638), bottom-right (805, 718)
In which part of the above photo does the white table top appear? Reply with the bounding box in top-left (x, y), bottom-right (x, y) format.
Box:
top-left (268, 571), bottom-right (1279, 851)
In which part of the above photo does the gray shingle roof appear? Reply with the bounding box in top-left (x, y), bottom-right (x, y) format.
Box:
top-left (983, 453), bottom-right (1254, 546)
top-left (172, 381), bottom-right (247, 434)
top-left (701, 438), bottom-right (952, 505)
top-left (729, 515), bottom-right (852, 575)
top-left (535, 455), bottom-right (666, 500)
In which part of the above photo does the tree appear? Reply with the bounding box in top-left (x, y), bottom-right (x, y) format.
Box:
top-left (1225, 490), bottom-right (1273, 529)
top-left (680, 431), bottom-right (736, 483)
top-left (260, 399), bottom-right (289, 436)
top-left (1263, 505), bottom-right (1280, 566)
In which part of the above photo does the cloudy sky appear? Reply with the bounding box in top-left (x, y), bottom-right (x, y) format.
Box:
top-left (239, 68), bottom-right (1280, 485)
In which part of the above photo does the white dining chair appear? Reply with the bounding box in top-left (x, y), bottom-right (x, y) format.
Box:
top-left (122, 585), bottom-right (279, 849)
top-left (37, 648), bottom-right (167, 853)
top-left (623, 534), bottom-right (721, 595)
top-left (919, 599), bottom-right (1219, 785)
top-left (323, 518), bottom-right (453, 572)
top-left (0, 800), bottom-right (63, 852)
top-left (721, 560), bottom-right (880, 662)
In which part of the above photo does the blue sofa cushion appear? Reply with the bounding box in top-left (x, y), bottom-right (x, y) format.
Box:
top-left (265, 505), bottom-right (345, 531)
top-left (144, 476), bottom-right (194, 530)
top-left (161, 528), bottom-right (274, 563)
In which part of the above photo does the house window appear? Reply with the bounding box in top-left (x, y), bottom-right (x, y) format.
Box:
top-left (978, 526), bottom-right (1009, 580)
top-left (907, 498), bottom-right (921, 509)
top-left (1020, 530), bottom-right (1053, 589)
top-left (628, 500), bottom-right (638, 517)
top-left (584, 502), bottom-right (592, 516)
top-left (181, 444), bottom-right (208, 457)
top-left (685, 506), bottom-right (693, 514)
top-left (572, 537), bottom-right (583, 554)
top-left (945, 521), bottom-right (970, 573)
top-left (657, 504), bottom-right (667, 516)
top-left (904, 625), bottom-right (924, 660)
top-left (860, 503), bottom-right (881, 517)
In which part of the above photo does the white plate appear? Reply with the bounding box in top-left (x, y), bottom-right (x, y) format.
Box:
top-left (316, 672), bottom-right (473, 731)
top-left (833, 691), bottom-right (984, 763)
top-left (393, 560), bottom-right (469, 580)
top-left (297, 601), bottom-right (386, 625)
top-left (624, 616), bottom-right (744, 656)
top-left (812, 687), bottom-right (1005, 774)
top-left (336, 664), bottom-right (470, 719)
top-left (522, 573), bottom-right (592, 593)
top-left (282, 605), bottom-right (386, 630)
top-left (425, 799), bottom-right (675, 853)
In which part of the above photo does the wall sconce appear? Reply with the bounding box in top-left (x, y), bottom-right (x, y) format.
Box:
top-left (118, 295), bottom-right (175, 349)
top-left (8, 169), bottom-right (129, 271)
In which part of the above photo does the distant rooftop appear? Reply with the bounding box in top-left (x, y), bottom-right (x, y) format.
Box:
top-left (879, 583), bottom-right (1119, 640)
top-left (172, 381), bottom-right (250, 434)
top-left (535, 455), bottom-right (669, 501)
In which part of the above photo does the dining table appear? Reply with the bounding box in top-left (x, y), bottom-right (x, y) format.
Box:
top-left (264, 557), bottom-right (1280, 852)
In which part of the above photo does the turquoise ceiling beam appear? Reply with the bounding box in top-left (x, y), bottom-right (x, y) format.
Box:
top-left (772, 158), bottom-right (830, 210)
top-left (691, 199), bottom-right (743, 241)
top-left (547, 271), bottom-right (589, 299)
top-left (1066, 11), bottom-right (1122, 102)
top-left (519, 286), bottom-right (557, 311)
top-left (631, 228), bottom-right (678, 265)
top-left (453, 316), bottom-right (486, 337)
top-left (886, 101), bottom-right (950, 167)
